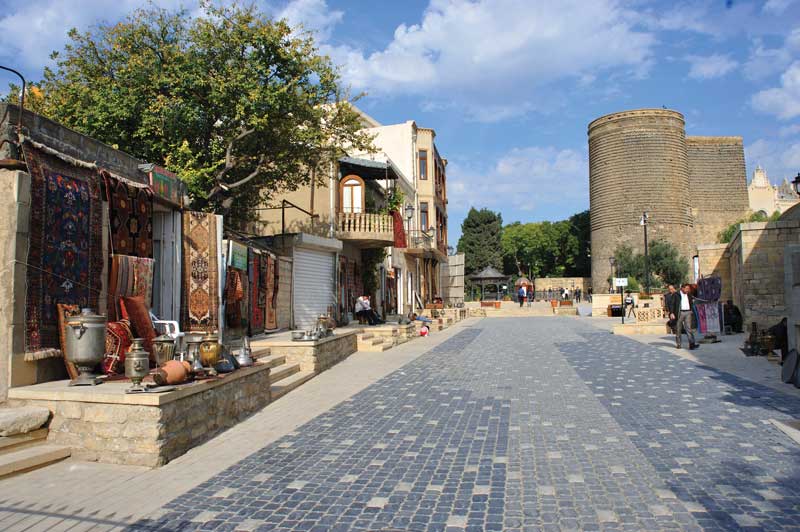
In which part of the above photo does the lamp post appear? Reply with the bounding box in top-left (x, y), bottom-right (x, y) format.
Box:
top-left (640, 211), bottom-right (649, 296)
top-left (609, 257), bottom-right (616, 294)
top-left (792, 172), bottom-right (800, 195)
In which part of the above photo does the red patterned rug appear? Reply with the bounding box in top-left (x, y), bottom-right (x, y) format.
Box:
top-left (23, 147), bottom-right (104, 359)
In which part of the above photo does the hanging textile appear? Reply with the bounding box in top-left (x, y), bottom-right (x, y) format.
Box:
top-left (265, 255), bottom-right (278, 330)
top-left (391, 210), bottom-right (407, 248)
top-left (108, 255), bottom-right (155, 321)
top-left (107, 174), bottom-right (153, 258)
top-left (248, 249), bottom-right (266, 336)
top-left (181, 211), bottom-right (220, 332)
top-left (697, 276), bottom-right (722, 301)
top-left (224, 267), bottom-right (247, 329)
top-left (23, 147), bottom-right (104, 359)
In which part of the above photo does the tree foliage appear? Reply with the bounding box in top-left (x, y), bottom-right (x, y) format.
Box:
top-left (9, 2), bottom-right (373, 225)
top-left (718, 210), bottom-right (781, 243)
top-left (499, 210), bottom-right (590, 278)
top-left (613, 240), bottom-right (688, 289)
top-left (457, 208), bottom-right (504, 275)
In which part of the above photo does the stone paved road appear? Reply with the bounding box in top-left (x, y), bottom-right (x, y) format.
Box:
top-left (133, 318), bottom-right (800, 532)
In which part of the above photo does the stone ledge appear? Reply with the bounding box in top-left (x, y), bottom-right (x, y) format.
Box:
top-left (6, 362), bottom-right (273, 406)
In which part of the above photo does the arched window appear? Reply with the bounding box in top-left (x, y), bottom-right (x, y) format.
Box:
top-left (340, 175), bottom-right (364, 213)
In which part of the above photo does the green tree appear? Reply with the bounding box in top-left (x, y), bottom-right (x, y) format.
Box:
top-left (613, 240), bottom-right (688, 289)
top-left (13, 2), bottom-right (373, 225)
top-left (458, 208), bottom-right (504, 275)
top-left (718, 210), bottom-right (781, 243)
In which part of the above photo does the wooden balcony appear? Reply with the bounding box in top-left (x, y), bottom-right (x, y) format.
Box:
top-left (336, 212), bottom-right (394, 248)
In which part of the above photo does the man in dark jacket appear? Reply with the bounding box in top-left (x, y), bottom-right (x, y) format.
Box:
top-left (664, 285), bottom-right (678, 333)
top-left (668, 284), bottom-right (698, 350)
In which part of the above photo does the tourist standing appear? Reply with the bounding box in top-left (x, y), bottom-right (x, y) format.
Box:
top-left (669, 284), bottom-right (698, 350)
top-left (518, 285), bottom-right (526, 308)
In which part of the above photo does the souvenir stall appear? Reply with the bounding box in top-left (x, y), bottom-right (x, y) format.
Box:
top-left (695, 276), bottom-right (722, 343)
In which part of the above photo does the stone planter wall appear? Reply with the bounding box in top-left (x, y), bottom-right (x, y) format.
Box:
top-left (271, 332), bottom-right (358, 373)
top-left (7, 364), bottom-right (272, 467)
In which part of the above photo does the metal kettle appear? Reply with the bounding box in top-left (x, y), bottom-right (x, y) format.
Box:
top-left (65, 308), bottom-right (106, 386)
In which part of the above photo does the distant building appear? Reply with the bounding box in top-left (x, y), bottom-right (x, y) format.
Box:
top-left (747, 165), bottom-right (799, 216)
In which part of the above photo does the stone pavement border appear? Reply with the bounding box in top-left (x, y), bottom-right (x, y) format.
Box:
top-left (0, 318), bottom-right (478, 532)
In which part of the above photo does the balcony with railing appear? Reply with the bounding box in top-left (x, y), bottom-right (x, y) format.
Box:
top-left (406, 230), bottom-right (446, 259)
top-left (336, 212), bottom-right (394, 248)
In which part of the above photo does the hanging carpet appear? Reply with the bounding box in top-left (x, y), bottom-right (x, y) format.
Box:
top-left (248, 249), bottom-right (266, 336)
top-left (106, 174), bottom-right (153, 258)
top-left (22, 146), bottom-right (104, 359)
top-left (391, 210), bottom-right (407, 248)
top-left (181, 212), bottom-right (219, 332)
top-left (265, 255), bottom-right (278, 330)
top-left (108, 255), bottom-right (155, 321)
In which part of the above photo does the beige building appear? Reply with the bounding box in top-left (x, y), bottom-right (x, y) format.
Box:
top-left (747, 165), bottom-right (799, 216)
top-left (352, 120), bottom-right (450, 313)
top-left (251, 109), bottom-right (450, 324)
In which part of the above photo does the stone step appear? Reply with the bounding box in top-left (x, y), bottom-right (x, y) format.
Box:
top-left (0, 428), bottom-right (48, 455)
top-left (0, 444), bottom-right (71, 479)
top-left (359, 339), bottom-right (392, 352)
top-left (270, 370), bottom-right (316, 400)
top-left (269, 363), bottom-right (301, 384)
top-left (257, 353), bottom-right (287, 369)
top-left (357, 332), bottom-right (375, 341)
top-left (251, 346), bottom-right (271, 359)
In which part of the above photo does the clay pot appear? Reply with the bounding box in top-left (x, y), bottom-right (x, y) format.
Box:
top-left (153, 360), bottom-right (190, 386)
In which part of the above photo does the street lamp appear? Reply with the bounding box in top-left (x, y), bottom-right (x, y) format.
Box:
top-left (792, 172), bottom-right (800, 195)
top-left (609, 257), bottom-right (616, 294)
top-left (640, 211), bottom-right (649, 295)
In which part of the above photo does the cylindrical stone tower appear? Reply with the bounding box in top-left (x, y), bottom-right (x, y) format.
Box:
top-left (588, 109), bottom-right (694, 293)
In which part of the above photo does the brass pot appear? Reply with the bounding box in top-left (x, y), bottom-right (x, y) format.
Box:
top-left (198, 333), bottom-right (223, 367)
top-left (152, 334), bottom-right (175, 366)
top-left (125, 338), bottom-right (150, 392)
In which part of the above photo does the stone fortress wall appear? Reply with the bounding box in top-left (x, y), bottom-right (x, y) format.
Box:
top-left (588, 109), bottom-right (749, 291)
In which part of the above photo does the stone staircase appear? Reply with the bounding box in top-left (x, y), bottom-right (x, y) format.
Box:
top-left (0, 419), bottom-right (70, 479)
top-left (356, 331), bottom-right (392, 352)
top-left (253, 348), bottom-right (315, 402)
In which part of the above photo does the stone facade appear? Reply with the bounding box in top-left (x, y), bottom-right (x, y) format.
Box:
top-left (7, 363), bottom-right (273, 467)
top-left (588, 109), bottom-right (749, 292)
top-left (748, 165), bottom-right (800, 216)
top-left (276, 257), bottom-right (293, 330)
top-left (686, 136), bottom-right (750, 245)
top-left (725, 221), bottom-right (800, 331)
top-left (261, 332), bottom-right (358, 373)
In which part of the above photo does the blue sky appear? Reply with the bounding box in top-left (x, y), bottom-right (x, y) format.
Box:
top-left (1, 0), bottom-right (799, 244)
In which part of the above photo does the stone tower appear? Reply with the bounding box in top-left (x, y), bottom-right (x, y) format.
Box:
top-left (588, 109), bottom-right (694, 291)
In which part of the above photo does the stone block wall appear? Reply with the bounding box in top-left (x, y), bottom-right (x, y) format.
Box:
top-left (696, 244), bottom-right (732, 302)
top-left (687, 137), bottom-right (749, 246)
top-left (728, 221), bottom-right (800, 331)
top-left (7, 364), bottom-right (272, 467)
top-left (279, 333), bottom-right (358, 373)
top-left (534, 277), bottom-right (591, 293)
top-left (277, 257), bottom-right (293, 330)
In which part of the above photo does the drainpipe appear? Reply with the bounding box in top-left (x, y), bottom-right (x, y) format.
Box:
top-left (329, 160), bottom-right (335, 238)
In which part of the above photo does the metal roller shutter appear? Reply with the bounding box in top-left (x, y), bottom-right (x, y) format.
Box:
top-left (293, 247), bottom-right (335, 329)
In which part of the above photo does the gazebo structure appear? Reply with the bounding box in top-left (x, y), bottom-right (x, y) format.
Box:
top-left (468, 266), bottom-right (510, 301)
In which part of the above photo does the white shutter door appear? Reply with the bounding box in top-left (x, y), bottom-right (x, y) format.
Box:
top-left (293, 248), bottom-right (335, 329)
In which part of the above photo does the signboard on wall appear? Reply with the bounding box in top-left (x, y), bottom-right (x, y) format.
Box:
top-left (614, 277), bottom-right (628, 287)
top-left (228, 240), bottom-right (248, 270)
top-left (148, 165), bottom-right (184, 208)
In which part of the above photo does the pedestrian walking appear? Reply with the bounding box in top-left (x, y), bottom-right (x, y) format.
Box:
top-left (668, 284), bottom-right (698, 350)
top-left (587, 287), bottom-right (592, 303)
top-left (624, 291), bottom-right (636, 318)
top-left (575, 288), bottom-right (581, 303)
top-left (664, 285), bottom-right (678, 333)
top-left (517, 285), bottom-right (526, 308)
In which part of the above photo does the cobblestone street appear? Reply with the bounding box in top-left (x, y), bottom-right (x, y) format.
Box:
top-left (130, 318), bottom-right (800, 532)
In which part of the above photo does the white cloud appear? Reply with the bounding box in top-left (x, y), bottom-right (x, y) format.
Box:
top-left (276, 0), bottom-right (343, 41)
top-left (324, 0), bottom-right (655, 121)
top-left (743, 28), bottom-right (800, 81)
top-left (685, 54), bottom-right (738, 80)
top-left (752, 61), bottom-right (800, 119)
top-left (764, 0), bottom-right (797, 14)
top-left (447, 146), bottom-right (588, 218)
top-left (779, 123), bottom-right (800, 137)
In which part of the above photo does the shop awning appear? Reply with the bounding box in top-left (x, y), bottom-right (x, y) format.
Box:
top-left (339, 156), bottom-right (400, 180)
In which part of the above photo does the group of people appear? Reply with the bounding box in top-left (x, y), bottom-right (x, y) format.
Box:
top-left (516, 286), bottom-right (590, 307)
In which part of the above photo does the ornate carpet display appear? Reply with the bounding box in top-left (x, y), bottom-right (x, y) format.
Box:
top-left (23, 147), bottom-right (103, 359)
top-left (107, 175), bottom-right (153, 258)
top-left (248, 249), bottom-right (266, 336)
top-left (265, 255), bottom-right (278, 330)
top-left (181, 212), bottom-right (219, 332)
top-left (108, 255), bottom-right (155, 321)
